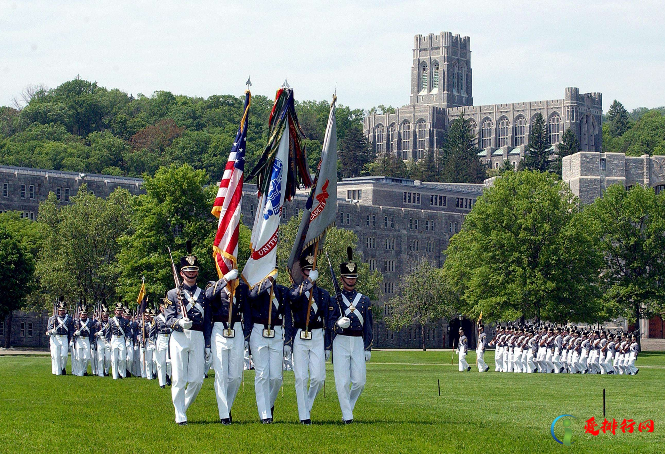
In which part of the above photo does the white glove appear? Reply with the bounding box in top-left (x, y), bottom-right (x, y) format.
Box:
top-left (223, 269), bottom-right (239, 281)
top-left (337, 317), bottom-right (351, 329)
top-left (325, 350), bottom-right (331, 361)
top-left (179, 318), bottom-right (193, 330)
top-left (308, 270), bottom-right (319, 282)
top-left (284, 345), bottom-right (292, 357)
top-left (365, 351), bottom-right (371, 362)
top-left (244, 341), bottom-right (249, 351)
top-left (205, 347), bottom-right (211, 362)
top-left (46, 330), bottom-right (52, 336)
top-left (74, 330), bottom-right (80, 337)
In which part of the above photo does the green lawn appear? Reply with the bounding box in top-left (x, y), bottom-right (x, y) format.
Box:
top-left (1, 350), bottom-right (663, 453)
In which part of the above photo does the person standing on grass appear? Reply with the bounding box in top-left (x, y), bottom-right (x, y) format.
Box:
top-left (72, 305), bottom-right (94, 376)
top-left (331, 247), bottom-right (373, 424)
top-left (109, 302), bottom-right (129, 379)
top-left (94, 305), bottom-right (111, 376)
top-left (458, 327), bottom-right (470, 372)
top-left (165, 244), bottom-right (211, 426)
top-left (154, 299), bottom-right (172, 388)
top-left (46, 298), bottom-right (73, 375)
top-left (206, 267), bottom-right (245, 425)
top-left (476, 325), bottom-right (489, 372)
top-left (286, 245), bottom-right (334, 425)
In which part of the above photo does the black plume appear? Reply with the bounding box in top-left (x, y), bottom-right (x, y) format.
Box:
top-left (347, 246), bottom-right (353, 261)
top-left (58, 295), bottom-right (65, 302)
top-left (186, 240), bottom-right (193, 254)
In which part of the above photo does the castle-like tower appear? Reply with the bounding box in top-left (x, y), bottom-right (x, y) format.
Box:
top-left (410, 32), bottom-right (473, 108)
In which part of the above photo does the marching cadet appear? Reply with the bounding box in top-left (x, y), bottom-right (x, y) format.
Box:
top-left (46, 298), bottom-right (74, 375)
top-left (627, 334), bottom-right (640, 375)
top-left (109, 302), bottom-right (130, 379)
top-left (165, 245), bottom-right (211, 425)
top-left (154, 299), bottom-right (172, 388)
top-left (603, 333), bottom-right (616, 375)
top-left (476, 325), bottom-right (488, 372)
top-left (138, 307), bottom-right (155, 379)
top-left (286, 246), bottom-right (334, 424)
top-left (94, 305), bottom-right (111, 377)
top-left (488, 328), bottom-right (503, 372)
top-left (330, 248), bottom-right (373, 424)
top-left (206, 268), bottom-right (245, 425)
top-left (553, 328), bottom-right (563, 373)
top-left (458, 327), bottom-right (470, 372)
top-left (244, 273), bottom-right (290, 424)
top-left (123, 307), bottom-right (136, 378)
top-left (72, 305), bottom-right (94, 376)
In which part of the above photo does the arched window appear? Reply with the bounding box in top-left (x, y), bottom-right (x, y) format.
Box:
top-left (548, 114), bottom-right (561, 144)
top-left (400, 121), bottom-right (411, 159)
top-left (432, 61), bottom-right (439, 90)
top-left (416, 121), bottom-right (427, 159)
top-left (497, 117), bottom-right (510, 147)
top-left (481, 118), bottom-right (493, 149)
top-left (375, 124), bottom-right (385, 153)
top-left (467, 118), bottom-right (478, 146)
top-left (460, 66), bottom-right (467, 95)
top-left (514, 116), bottom-right (526, 146)
top-left (420, 62), bottom-right (428, 93)
top-left (452, 62), bottom-right (458, 93)
top-left (388, 123), bottom-right (397, 153)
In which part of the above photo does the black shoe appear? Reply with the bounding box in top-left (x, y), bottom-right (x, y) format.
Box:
top-left (160, 385), bottom-right (165, 389)
top-left (220, 418), bottom-right (231, 425)
top-left (301, 419), bottom-right (312, 425)
top-left (62, 369), bottom-right (67, 375)
top-left (343, 419), bottom-right (353, 424)
top-left (126, 372), bottom-right (132, 378)
top-left (261, 418), bottom-right (271, 424)
top-left (177, 421), bottom-right (187, 426)
top-left (271, 406), bottom-right (274, 419)
top-left (166, 377), bottom-right (172, 386)
top-left (83, 372), bottom-right (88, 376)
top-left (467, 366), bottom-right (471, 372)
top-left (635, 369), bottom-right (639, 375)
top-left (205, 373), bottom-right (208, 379)
top-left (484, 367), bottom-right (489, 372)
top-left (229, 411), bottom-right (232, 423)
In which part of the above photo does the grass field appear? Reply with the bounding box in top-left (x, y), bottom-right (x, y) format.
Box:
top-left (1, 350), bottom-right (663, 453)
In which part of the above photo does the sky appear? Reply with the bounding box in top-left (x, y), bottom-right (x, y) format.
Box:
top-left (1, 0), bottom-right (664, 113)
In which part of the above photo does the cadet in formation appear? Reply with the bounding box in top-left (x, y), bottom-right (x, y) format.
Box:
top-left (72, 305), bottom-right (94, 376)
top-left (285, 245), bottom-right (333, 425)
top-left (46, 298), bottom-right (73, 375)
top-left (154, 300), bottom-right (172, 388)
top-left (487, 325), bottom-right (640, 375)
top-left (457, 327), bottom-right (470, 372)
top-left (330, 247), bottom-right (373, 424)
top-left (109, 302), bottom-right (130, 379)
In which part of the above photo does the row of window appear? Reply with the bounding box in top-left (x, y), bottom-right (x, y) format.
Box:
top-left (419, 61), bottom-right (467, 96)
top-left (403, 191), bottom-right (421, 205)
top-left (375, 121), bottom-right (426, 157)
top-left (2, 183), bottom-right (71, 202)
top-left (455, 197), bottom-right (474, 210)
top-left (365, 237), bottom-right (438, 252)
top-left (346, 190), bottom-right (362, 201)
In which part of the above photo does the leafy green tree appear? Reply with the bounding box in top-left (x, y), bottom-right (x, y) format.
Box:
top-left (0, 226), bottom-right (35, 348)
top-left (366, 152), bottom-right (408, 178)
top-left (386, 259), bottom-right (458, 350)
top-left (36, 185), bottom-right (132, 309)
top-left (522, 113), bottom-right (550, 172)
top-left (606, 100), bottom-right (630, 137)
top-left (584, 184), bottom-right (665, 345)
top-left (275, 213), bottom-right (382, 302)
top-left (438, 116), bottom-right (486, 183)
top-left (443, 171), bottom-right (603, 324)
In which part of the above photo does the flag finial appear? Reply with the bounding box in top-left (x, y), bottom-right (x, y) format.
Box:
top-left (246, 76), bottom-right (252, 90)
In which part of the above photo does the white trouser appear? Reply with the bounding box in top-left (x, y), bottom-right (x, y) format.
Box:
top-left (125, 340), bottom-right (134, 374)
top-left (141, 345), bottom-right (154, 379)
top-left (579, 353), bottom-right (588, 373)
top-left (513, 347), bottom-right (522, 373)
top-left (536, 347), bottom-right (546, 372)
top-left (250, 325), bottom-right (284, 420)
top-left (545, 349), bottom-right (554, 372)
top-left (155, 334), bottom-right (171, 386)
top-left (132, 345), bottom-right (141, 376)
top-left (476, 349), bottom-right (487, 372)
top-left (526, 350), bottom-right (537, 373)
top-left (170, 329), bottom-right (205, 424)
top-left (74, 337), bottom-right (91, 376)
top-left (502, 348), bottom-right (509, 372)
top-left (627, 352), bottom-right (638, 374)
top-left (333, 334), bottom-right (366, 422)
top-left (110, 335), bottom-right (126, 379)
top-left (294, 328), bottom-right (326, 420)
top-left (494, 347), bottom-right (503, 372)
top-left (212, 322), bottom-right (244, 420)
top-left (96, 338), bottom-right (111, 376)
top-left (458, 349), bottom-right (469, 371)
top-left (587, 350), bottom-right (597, 373)
top-left (50, 335), bottom-right (68, 375)
top-left (553, 348), bottom-right (562, 373)
top-left (603, 352), bottom-right (614, 374)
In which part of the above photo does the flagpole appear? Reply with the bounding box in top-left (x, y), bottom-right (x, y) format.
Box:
top-left (304, 240), bottom-right (320, 337)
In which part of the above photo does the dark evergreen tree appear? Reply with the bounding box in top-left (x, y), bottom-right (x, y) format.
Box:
top-left (607, 100), bottom-right (630, 137)
top-left (439, 116), bottom-right (486, 183)
top-left (339, 124), bottom-right (374, 178)
top-left (522, 113), bottom-right (550, 172)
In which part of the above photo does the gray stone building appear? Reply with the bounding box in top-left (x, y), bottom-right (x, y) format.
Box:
top-left (0, 165), bottom-right (144, 218)
top-left (562, 151), bottom-right (665, 204)
top-left (364, 32), bottom-right (603, 169)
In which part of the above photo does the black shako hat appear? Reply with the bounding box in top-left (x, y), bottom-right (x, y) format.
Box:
top-left (180, 240), bottom-right (199, 272)
top-left (299, 244), bottom-right (316, 271)
top-left (340, 247), bottom-right (358, 278)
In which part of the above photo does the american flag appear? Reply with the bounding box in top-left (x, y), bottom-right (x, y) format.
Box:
top-left (212, 91), bottom-right (250, 282)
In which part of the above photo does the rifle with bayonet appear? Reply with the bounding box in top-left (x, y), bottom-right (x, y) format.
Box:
top-left (167, 247), bottom-right (189, 320)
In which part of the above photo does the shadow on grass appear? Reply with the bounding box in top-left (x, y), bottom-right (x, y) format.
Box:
top-left (185, 419), bottom-right (440, 426)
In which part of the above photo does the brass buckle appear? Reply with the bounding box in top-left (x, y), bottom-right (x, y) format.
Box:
top-left (300, 330), bottom-right (312, 340)
top-left (262, 328), bottom-right (275, 338)
top-left (223, 328), bottom-right (235, 338)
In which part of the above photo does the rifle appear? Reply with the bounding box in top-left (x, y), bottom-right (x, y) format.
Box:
top-left (324, 251), bottom-right (344, 315)
top-left (167, 247), bottom-right (188, 319)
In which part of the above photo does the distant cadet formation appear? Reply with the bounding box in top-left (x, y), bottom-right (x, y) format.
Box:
top-left (46, 245), bottom-right (373, 426)
top-left (456, 325), bottom-right (641, 375)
